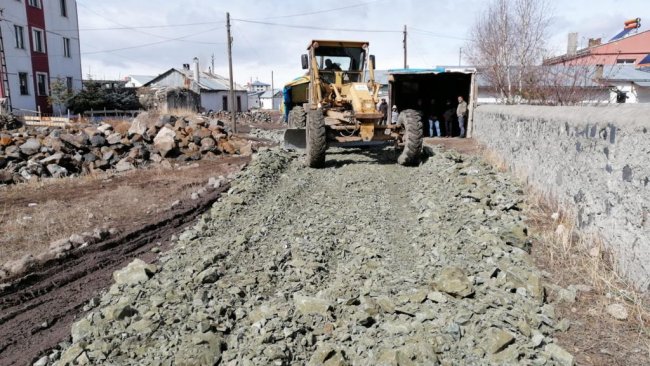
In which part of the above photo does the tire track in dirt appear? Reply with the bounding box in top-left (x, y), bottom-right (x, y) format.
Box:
top-left (0, 183), bottom-right (230, 366)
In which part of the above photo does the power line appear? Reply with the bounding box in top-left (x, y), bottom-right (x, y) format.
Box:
top-left (81, 25), bottom-right (224, 55)
top-left (253, 0), bottom-right (384, 20)
top-left (232, 18), bottom-right (400, 33)
top-left (410, 27), bottom-right (472, 41)
top-left (49, 1), bottom-right (382, 32)
top-left (76, 1), bottom-right (223, 46)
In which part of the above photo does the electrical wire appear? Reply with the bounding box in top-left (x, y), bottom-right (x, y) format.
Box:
top-left (48, 1), bottom-right (384, 32)
top-left (81, 25), bottom-right (224, 55)
top-left (76, 1), bottom-right (223, 46)
top-left (410, 27), bottom-right (472, 42)
top-left (252, 0), bottom-right (385, 20)
top-left (232, 18), bottom-right (401, 33)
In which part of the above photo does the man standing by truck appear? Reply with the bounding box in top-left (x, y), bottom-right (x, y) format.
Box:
top-left (456, 96), bottom-right (468, 138)
top-left (377, 98), bottom-right (388, 125)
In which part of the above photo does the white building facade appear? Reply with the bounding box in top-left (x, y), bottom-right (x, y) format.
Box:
top-left (0, 0), bottom-right (82, 115)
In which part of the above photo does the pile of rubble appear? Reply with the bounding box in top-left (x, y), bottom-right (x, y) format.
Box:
top-left (0, 113), bottom-right (21, 130)
top-left (0, 112), bottom-right (248, 185)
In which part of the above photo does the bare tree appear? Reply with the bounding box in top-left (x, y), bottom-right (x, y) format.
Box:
top-left (466, 0), bottom-right (552, 104)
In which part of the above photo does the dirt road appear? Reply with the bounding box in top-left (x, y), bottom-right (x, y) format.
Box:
top-left (43, 146), bottom-right (581, 365)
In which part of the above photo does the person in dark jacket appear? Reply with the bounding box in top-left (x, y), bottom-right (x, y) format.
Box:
top-left (378, 98), bottom-right (388, 125)
top-left (443, 100), bottom-right (455, 137)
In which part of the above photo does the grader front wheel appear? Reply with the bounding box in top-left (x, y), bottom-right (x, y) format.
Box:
top-left (305, 109), bottom-right (327, 168)
top-left (397, 109), bottom-right (423, 166)
top-left (288, 106), bottom-right (306, 128)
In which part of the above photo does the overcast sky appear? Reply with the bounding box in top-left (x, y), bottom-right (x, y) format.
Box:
top-left (76, 0), bottom-right (649, 87)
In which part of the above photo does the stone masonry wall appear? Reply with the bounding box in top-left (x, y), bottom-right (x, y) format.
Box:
top-left (474, 104), bottom-right (650, 291)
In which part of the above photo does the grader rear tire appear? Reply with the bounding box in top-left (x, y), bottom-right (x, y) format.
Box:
top-left (397, 109), bottom-right (423, 166)
top-left (306, 109), bottom-right (327, 168)
top-left (288, 106), bottom-right (306, 128)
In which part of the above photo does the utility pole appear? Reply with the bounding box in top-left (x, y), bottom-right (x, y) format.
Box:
top-left (0, 8), bottom-right (13, 113)
top-left (271, 70), bottom-right (274, 110)
top-left (403, 25), bottom-right (408, 69)
top-left (211, 53), bottom-right (215, 75)
top-left (226, 12), bottom-right (236, 133)
top-left (458, 47), bottom-right (462, 66)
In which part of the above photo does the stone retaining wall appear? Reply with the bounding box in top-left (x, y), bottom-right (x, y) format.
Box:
top-left (474, 104), bottom-right (650, 291)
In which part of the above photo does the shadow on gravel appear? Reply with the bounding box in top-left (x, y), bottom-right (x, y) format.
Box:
top-left (325, 146), bottom-right (434, 168)
top-left (324, 147), bottom-right (402, 167)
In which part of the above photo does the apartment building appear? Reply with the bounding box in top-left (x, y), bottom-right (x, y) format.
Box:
top-left (0, 0), bottom-right (82, 114)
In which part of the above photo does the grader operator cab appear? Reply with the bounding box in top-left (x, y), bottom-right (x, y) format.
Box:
top-left (283, 40), bottom-right (423, 167)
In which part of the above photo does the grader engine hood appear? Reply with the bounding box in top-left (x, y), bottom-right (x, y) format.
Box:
top-left (347, 83), bottom-right (382, 120)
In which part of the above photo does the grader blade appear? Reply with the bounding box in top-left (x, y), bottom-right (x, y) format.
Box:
top-left (283, 129), bottom-right (306, 150)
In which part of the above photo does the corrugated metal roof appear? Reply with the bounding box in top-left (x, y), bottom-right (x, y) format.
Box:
top-left (145, 69), bottom-right (247, 91)
top-left (251, 80), bottom-right (270, 86)
top-left (634, 81), bottom-right (650, 87)
top-left (129, 75), bottom-right (155, 83)
top-left (260, 89), bottom-right (282, 98)
top-left (603, 65), bottom-right (650, 81)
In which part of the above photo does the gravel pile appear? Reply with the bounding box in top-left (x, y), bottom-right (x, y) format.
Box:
top-left (248, 128), bottom-right (285, 145)
top-left (48, 146), bottom-right (573, 365)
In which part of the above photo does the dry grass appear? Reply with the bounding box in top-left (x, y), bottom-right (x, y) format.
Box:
top-left (479, 145), bottom-right (650, 365)
top-left (166, 108), bottom-right (199, 118)
top-left (0, 158), bottom-right (246, 265)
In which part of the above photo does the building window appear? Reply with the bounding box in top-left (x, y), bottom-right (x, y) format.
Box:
top-left (27, 0), bottom-right (41, 8)
top-left (237, 96), bottom-right (242, 112)
top-left (222, 96), bottom-right (228, 111)
top-left (63, 37), bottom-right (71, 57)
top-left (66, 77), bottom-right (73, 92)
top-left (36, 73), bottom-right (48, 96)
top-left (14, 25), bottom-right (25, 49)
top-left (32, 28), bottom-right (45, 53)
top-left (19, 73), bottom-right (29, 95)
top-left (60, 0), bottom-right (68, 17)
top-left (616, 59), bottom-right (635, 64)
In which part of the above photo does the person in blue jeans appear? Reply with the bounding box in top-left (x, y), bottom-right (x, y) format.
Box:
top-left (428, 114), bottom-right (441, 137)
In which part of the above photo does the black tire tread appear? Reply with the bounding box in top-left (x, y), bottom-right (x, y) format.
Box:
top-left (397, 109), bottom-right (423, 166)
top-left (288, 106), bottom-right (306, 129)
top-left (306, 109), bottom-right (327, 168)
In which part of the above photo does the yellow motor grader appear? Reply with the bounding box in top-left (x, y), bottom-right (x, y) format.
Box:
top-left (283, 40), bottom-right (423, 167)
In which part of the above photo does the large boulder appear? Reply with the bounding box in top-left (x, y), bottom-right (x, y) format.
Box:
top-left (0, 134), bottom-right (13, 147)
top-left (200, 137), bottom-right (216, 153)
top-left (106, 132), bottom-right (123, 145)
top-left (46, 164), bottom-right (68, 178)
top-left (128, 112), bottom-right (151, 136)
top-left (154, 126), bottom-right (177, 157)
top-left (113, 258), bottom-right (157, 285)
top-left (60, 133), bottom-right (89, 149)
top-left (19, 138), bottom-right (41, 156)
top-left (90, 134), bottom-right (106, 147)
top-left (432, 266), bottom-right (474, 298)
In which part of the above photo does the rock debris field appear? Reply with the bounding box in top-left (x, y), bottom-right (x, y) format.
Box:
top-left (50, 146), bottom-right (573, 366)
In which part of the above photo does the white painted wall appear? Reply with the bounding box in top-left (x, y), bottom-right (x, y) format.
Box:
top-left (248, 93), bottom-right (261, 110)
top-left (1, 1), bottom-right (34, 112)
top-left (636, 85), bottom-right (650, 103)
top-left (44, 0), bottom-right (82, 115)
top-left (260, 96), bottom-right (281, 110)
top-left (200, 91), bottom-right (249, 112)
